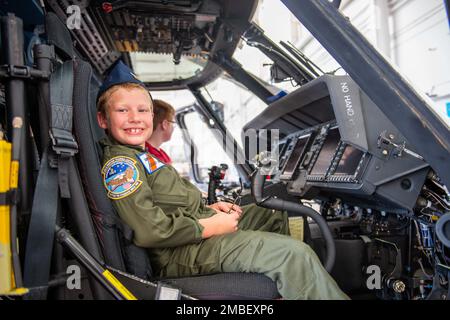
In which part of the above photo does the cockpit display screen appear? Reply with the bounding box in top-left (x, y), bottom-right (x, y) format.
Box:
top-left (281, 135), bottom-right (310, 179)
top-left (334, 145), bottom-right (364, 176)
top-left (310, 127), bottom-right (340, 176)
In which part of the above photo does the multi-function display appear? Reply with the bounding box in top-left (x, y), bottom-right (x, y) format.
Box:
top-left (280, 135), bottom-right (311, 179)
top-left (310, 127), bottom-right (340, 176)
top-left (334, 145), bottom-right (364, 176)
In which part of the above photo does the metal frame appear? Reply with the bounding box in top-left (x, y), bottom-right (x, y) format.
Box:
top-left (282, 0), bottom-right (450, 187)
top-left (241, 22), bottom-right (315, 85)
top-left (175, 105), bottom-right (204, 184)
top-left (211, 51), bottom-right (273, 104)
top-left (0, 14), bottom-right (31, 290)
top-left (1, 14), bottom-right (33, 219)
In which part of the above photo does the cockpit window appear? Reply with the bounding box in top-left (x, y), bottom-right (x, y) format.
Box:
top-left (183, 111), bottom-right (240, 185)
top-left (232, 0), bottom-right (448, 127)
top-left (233, 0), bottom-right (340, 93)
top-left (251, 0), bottom-right (340, 73)
top-left (130, 52), bottom-right (207, 82)
top-left (200, 75), bottom-right (267, 148)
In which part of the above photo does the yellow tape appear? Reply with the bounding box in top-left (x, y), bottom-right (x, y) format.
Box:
top-left (0, 141), bottom-right (11, 192)
top-left (0, 141), bottom-right (12, 294)
top-left (1, 287), bottom-right (28, 296)
top-left (0, 205), bottom-right (10, 244)
top-left (102, 269), bottom-right (137, 300)
top-left (288, 216), bottom-right (304, 242)
top-left (10, 160), bottom-right (19, 189)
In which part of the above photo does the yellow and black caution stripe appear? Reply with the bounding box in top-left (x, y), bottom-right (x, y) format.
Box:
top-left (102, 269), bottom-right (137, 300)
top-left (0, 139), bottom-right (28, 296)
top-left (0, 140), bottom-right (12, 294)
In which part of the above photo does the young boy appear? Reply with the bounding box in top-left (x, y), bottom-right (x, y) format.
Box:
top-left (97, 61), bottom-right (349, 300)
top-left (145, 99), bottom-right (176, 165)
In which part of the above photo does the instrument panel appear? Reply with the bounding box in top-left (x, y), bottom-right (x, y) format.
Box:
top-left (278, 123), bottom-right (367, 184)
top-left (245, 75), bottom-right (430, 210)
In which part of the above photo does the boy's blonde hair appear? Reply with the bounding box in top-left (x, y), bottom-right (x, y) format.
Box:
top-left (96, 82), bottom-right (153, 117)
top-left (152, 99), bottom-right (175, 130)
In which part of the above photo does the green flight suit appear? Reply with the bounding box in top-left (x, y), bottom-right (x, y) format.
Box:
top-left (100, 136), bottom-right (349, 300)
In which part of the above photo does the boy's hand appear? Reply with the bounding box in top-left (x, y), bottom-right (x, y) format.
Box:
top-left (198, 211), bottom-right (240, 239)
top-left (208, 201), bottom-right (242, 216)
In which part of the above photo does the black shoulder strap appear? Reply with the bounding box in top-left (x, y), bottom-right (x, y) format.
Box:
top-left (23, 150), bottom-right (58, 298)
top-left (49, 60), bottom-right (78, 198)
top-left (23, 60), bottom-right (77, 298)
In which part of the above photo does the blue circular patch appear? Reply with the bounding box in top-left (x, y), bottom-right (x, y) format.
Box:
top-left (102, 156), bottom-right (142, 199)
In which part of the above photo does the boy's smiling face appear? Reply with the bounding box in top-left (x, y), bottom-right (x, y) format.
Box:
top-left (97, 87), bottom-right (154, 148)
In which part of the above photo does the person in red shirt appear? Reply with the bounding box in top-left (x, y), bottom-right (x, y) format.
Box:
top-left (145, 99), bottom-right (175, 165)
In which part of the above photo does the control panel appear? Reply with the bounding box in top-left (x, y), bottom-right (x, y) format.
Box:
top-left (244, 75), bottom-right (430, 210)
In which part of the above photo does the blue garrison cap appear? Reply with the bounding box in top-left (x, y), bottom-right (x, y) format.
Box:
top-left (96, 60), bottom-right (147, 102)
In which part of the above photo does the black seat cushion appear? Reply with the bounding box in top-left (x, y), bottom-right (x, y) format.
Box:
top-left (162, 273), bottom-right (280, 300)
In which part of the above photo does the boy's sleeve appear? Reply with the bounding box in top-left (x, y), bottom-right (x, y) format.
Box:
top-left (102, 156), bottom-right (204, 248)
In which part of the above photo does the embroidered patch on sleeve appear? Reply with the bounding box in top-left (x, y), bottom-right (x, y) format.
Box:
top-left (137, 152), bottom-right (165, 174)
top-left (102, 156), bottom-right (142, 200)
